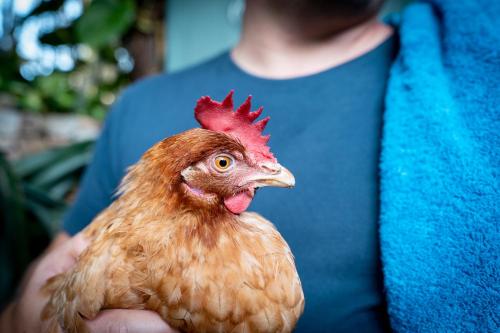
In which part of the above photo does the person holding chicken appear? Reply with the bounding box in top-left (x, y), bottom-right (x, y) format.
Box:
top-left (1, 0), bottom-right (498, 332)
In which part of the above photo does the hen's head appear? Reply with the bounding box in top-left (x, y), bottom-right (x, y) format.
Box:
top-left (185, 91), bottom-right (294, 214)
top-left (130, 91), bottom-right (294, 215)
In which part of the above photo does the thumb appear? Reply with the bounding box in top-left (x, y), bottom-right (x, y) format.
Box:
top-left (47, 232), bottom-right (90, 274)
top-left (86, 309), bottom-right (177, 333)
top-left (64, 232), bottom-right (90, 258)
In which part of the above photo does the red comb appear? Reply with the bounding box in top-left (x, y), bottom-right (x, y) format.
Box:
top-left (194, 91), bottom-right (276, 163)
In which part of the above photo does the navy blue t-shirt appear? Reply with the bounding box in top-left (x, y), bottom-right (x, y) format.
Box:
top-left (64, 36), bottom-right (396, 332)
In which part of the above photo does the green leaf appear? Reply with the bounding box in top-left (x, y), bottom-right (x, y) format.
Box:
top-left (48, 178), bottom-right (76, 201)
top-left (14, 148), bottom-right (70, 178)
top-left (54, 91), bottom-right (76, 110)
top-left (19, 90), bottom-right (44, 112)
top-left (14, 141), bottom-right (94, 178)
top-left (36, 73), bottom-right (70, 96)
top-left (23, 183), bottom-right (65, 209)
top-left (75, 0), bottom-right (136, 48)
top-left (25, 199), bottom-right (65, 236)
top-left (3, 81), bottom-right (29, 97)
top-left (89, 104), bottom-right (107, 120)
top-left (30, 147), bottom-right (93, 188)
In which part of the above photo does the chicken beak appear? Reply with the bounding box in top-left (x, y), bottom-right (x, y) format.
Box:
top-left (250, 163), bottom-right (295, 188)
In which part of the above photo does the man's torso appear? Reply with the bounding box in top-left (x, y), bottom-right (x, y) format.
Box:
top-left (65, 36), bottom-right (396, 332)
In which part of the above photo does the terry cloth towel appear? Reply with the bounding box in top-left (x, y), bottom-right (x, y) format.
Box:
top-left (380, 0), bottom-right (500, 332)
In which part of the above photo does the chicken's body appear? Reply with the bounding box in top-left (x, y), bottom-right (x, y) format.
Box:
top-left (44, 207), bottom-right (303, 333)
top-left (42, 93), bottom-right (305, 333)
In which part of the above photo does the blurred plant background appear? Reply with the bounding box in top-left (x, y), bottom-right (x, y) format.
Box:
top-left (0, 0), bottom-right (165, 307)
top-left (1, 0), bottom-right (165, 119)
top-left (0, 0), bottom-right (410, 310)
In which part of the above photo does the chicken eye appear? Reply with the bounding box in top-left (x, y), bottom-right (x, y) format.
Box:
top-left (214, 155), bottom-right (233, 172)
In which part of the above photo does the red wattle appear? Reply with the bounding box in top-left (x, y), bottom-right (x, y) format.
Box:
top-left (224, 190), bottom-right (254, 214)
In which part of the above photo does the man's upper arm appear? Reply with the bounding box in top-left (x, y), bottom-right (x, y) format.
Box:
top-left (62, 96), bottom-right (127, 235)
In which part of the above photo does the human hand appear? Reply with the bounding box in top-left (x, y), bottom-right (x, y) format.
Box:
top-left (0, 232), bottom-right (177, 333)
top-left (86, 309), bottom-right (177, 333)
top-left (1, 232), bottom-right (87, 333)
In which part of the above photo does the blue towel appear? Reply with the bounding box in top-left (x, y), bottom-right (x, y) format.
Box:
top-left (380, 0), bottom-right (500, 331)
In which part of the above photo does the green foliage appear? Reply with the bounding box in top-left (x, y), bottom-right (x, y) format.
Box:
top-left (13, 141), bottom-right (94, 233)
top-left (76, 0), bottom-right (136, 48)
top-left (0, 0), bottom-right (136, 119)
top-left (0, 153), bottom-right (30, 308)
top-left (0, 0), bottom-right (162, 306)
top-left (0, 141), bottom-right (94, 307)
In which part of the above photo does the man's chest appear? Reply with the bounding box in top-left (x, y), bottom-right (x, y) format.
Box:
top-left (121, 99), bottom-right (382, 253)
top-left (116, 86), bottom-right (386, 329)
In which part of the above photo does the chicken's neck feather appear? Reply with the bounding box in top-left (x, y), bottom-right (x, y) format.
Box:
top-left (99, 131), bottom-right (246, 248)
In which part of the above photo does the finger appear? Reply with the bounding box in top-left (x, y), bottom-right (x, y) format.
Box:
top-left (86, 309), bottom-right (178, 333)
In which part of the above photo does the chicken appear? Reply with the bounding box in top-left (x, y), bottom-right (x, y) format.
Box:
top-left (41, 91), bottom-right (305, 333)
